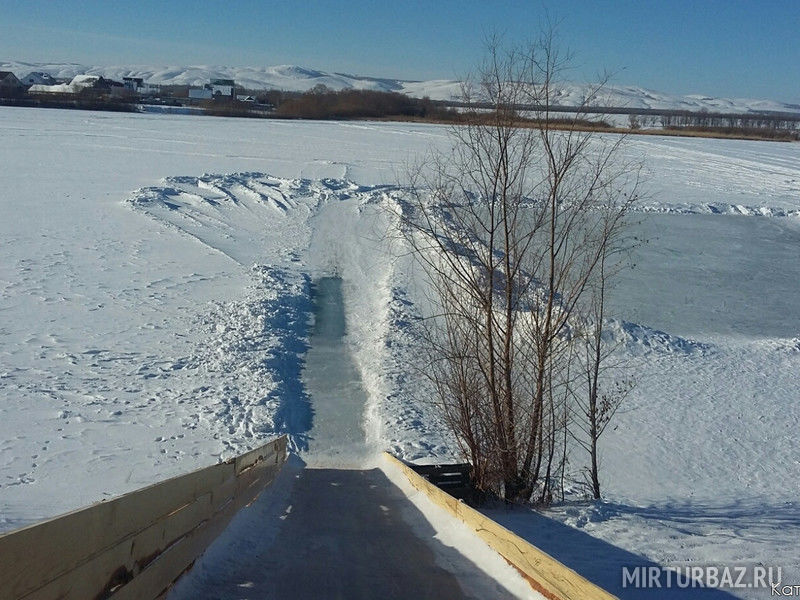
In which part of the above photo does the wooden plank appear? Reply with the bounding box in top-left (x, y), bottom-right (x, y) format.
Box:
top-left (235, 462), bottom-right (282, 511)
top-left (114, 440), bottom-right (285, 600)
top-left (234, 436), bottom-right (285, 476)
top-left (0, 435), bottom-right (287, 600)
top-left (234, 445), bottom-right (274, 476)
top-left (117, 442), bottom-right (286, 600)
top-left (411, 463), bottom-right (471, 476)
top-left (21, 493), bottom-right (216, 600)
top-left (109, 495), bottom-right (241, 600)
top-left (408, 463), bottom-right (472, 500)
top-left (211, 472), bottom-right (238, 512)
top-left (233, 437), bottom-right (286, 509)
top-left (0, 461), bottom-right (235, 600)
top-left (383, 452), bottom-right (618, 600)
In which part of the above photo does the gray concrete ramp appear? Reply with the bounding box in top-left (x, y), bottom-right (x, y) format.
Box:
top-left (166, 458), bottom-right (521, 599)
top-left (260, 467), bottom-right (468, 599)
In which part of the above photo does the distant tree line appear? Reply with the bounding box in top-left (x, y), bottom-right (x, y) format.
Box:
top-left (461, 109), bottom-right (613, 130)
top-left (657, 110), bottom-right (799, 140)
top-left (269, 85), bottom-right (460, 120)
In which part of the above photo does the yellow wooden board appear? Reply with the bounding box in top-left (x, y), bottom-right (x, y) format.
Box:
top-left (382, 452), bottom-right (618, 600)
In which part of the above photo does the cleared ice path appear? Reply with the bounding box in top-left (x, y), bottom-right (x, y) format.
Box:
top-left (167, 277), bottom-right (522, 600)
top-left (301, 276), bottom-right (371, 466)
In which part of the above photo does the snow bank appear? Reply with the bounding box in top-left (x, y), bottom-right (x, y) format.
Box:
top-left (28, 74), bottom-right (102, 94)
top-left (127, 173), bottom-right (458, 464)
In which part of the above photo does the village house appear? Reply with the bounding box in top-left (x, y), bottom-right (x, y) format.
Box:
top-left (0, 71), bottom-right (25, 96)
top-left (123, 77), bottom-right (144, 91)
top-left (189, 78), bottom-right (236, 101)
top-left (188, 86), bottom-right (213, 100)
top-left (20, 72), bottom-right (57, 86)
top-left (210, 78), bottom-right (235, 98)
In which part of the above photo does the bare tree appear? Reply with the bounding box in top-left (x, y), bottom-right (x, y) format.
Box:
top-left (394, 32), bottom-right (640, 504)
top-left (571, 234), bottom-right (634, 499)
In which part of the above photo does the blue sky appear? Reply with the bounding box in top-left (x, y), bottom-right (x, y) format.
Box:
top-left (2, 0), bottom-right (798, 103)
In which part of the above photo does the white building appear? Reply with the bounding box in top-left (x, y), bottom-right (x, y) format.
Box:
top-left (210, 79), bottom-right (235, 98)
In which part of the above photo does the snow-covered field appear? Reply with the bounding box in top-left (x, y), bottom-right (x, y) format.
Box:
top-left (1, 106), bottom-right (799, 597)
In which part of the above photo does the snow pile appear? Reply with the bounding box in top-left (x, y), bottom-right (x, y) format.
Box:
top-left (637, 202), bottom-right (800, 217)
top-left (28, 74), bottom-right (103, 94)
top-left (127, 173), bottom-right (457, 463)
top-left (603, 319), bottom-right (712, 356)
top-left (187, 266), bottom-right (312, 452)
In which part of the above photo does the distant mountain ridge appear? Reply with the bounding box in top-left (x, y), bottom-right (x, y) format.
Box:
top-left (3, 60), bottom-right (799, 115)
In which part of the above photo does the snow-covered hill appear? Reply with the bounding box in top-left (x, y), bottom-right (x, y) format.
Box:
top-left (3, 60), bottom-right (800, 115)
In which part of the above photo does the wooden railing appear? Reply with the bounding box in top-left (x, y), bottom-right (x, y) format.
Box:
top-left (0, 435), bottom-right (287, 600)
top-left (384, 452), bottom-right (618, 600)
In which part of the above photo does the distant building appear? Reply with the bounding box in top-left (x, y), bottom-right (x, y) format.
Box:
top-left (188, 79), bottom-right (235, 101)
top-left (118, 77), bottom-right (158, 97)
top-left (0, 71), bottom-right (25, 96)
top-left (123, 77), bottom-right (144, 91)
top-left (20, 72), bottom-right (57, 86)
top-left (210, 78), bottom-right (235, 98)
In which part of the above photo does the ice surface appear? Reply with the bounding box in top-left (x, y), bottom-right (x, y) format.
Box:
top-left (614, 214), bottom-right (800, 339)
top-left (301, 276), bottom-right (372, 465)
